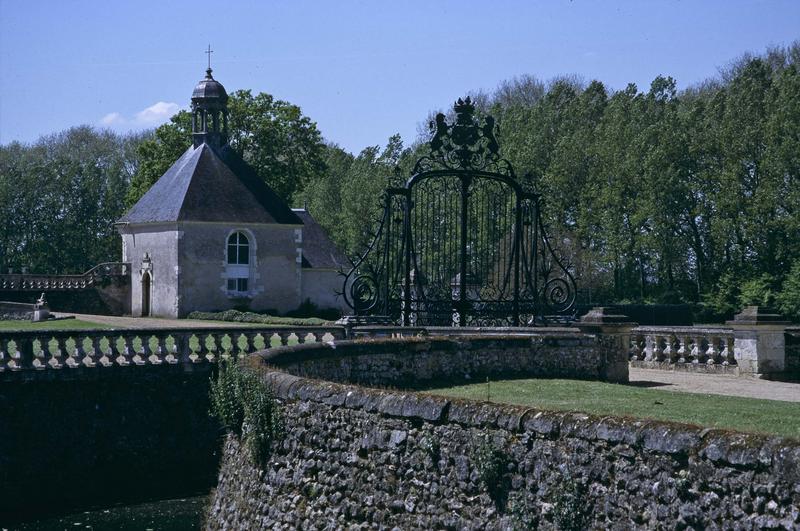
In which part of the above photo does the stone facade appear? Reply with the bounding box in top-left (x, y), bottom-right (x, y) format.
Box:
top-left (120, 221), bottom-right (346, 318)
top-left (207, 364), bottom-right (800, 529)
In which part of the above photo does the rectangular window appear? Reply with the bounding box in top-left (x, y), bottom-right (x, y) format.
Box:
top-left (227, 245), bottom-right (237, 264)
top-left (237, 245), bottom-right (248, 265)
top-left (227, 278), bottom-right (248, 292)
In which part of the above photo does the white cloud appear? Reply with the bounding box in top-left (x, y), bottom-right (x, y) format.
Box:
top-left (134, 101), bottom-right (181, 125)
top-left (98, 101), bottom-right (181, 129)
top-left (100, 112), bottom-right (125, 126)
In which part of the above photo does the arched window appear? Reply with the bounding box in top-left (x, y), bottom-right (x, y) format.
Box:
top-left (227, 231), bottom-right (250, 265)
top-left (226, 231), bottom-right (251, 293)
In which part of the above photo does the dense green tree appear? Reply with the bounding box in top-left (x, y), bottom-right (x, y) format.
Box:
top-left (4, 41), bottom-right (800, 321)
top-left (0, 127), bottom-right (142, 273)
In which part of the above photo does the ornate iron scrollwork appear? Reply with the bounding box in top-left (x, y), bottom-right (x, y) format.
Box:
top-left (341, 97), bottom-right (577, 326)
top-left (416, 97), bottom-right (511, 175)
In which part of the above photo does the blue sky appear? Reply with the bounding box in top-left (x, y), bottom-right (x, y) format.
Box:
top-left (1, 1), bottom-right (798, 154)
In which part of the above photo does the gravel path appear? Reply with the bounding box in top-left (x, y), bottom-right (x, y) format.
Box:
top-left (54, 313), bottom-right (259, 329)
top-left (629, 367), bottom-right (800, 403)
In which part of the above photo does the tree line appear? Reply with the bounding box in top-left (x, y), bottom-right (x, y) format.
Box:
top-left (1, 43), bottom-right (798, 320)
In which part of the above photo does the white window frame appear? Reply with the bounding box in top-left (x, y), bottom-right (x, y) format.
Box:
top-left (224, 229), bottom-right (256, 297)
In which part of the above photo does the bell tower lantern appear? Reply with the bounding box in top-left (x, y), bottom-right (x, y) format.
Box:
top-left (191, 46), bottom-right (229, 148)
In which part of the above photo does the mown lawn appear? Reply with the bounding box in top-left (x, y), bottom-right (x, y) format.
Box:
top-left (0, 319), bottom-right (111, 331)
top-left (428, 378), bottom-right (800, 439)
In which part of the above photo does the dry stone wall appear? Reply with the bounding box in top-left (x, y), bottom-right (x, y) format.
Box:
top-left (206, 336), bottom-right (800, 529)
top-left (258, 333), bottom-right (630, 387)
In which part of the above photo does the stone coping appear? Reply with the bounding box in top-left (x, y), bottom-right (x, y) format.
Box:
top-left (351, 325), bottom-right (576, 334)
top-left (247, 358), bottom-right (800, 472)
top-left (633, 325), bottom-right (734, 335)
top-left (0, 325), bottom-right (346, 339)
top-left (256, 332), bottom-right (589, 366)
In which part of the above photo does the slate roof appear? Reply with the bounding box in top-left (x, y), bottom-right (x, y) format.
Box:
top-left (292, 209), bottom-right (352, 270)
top-left (119, 143), bottom-right (302, 225)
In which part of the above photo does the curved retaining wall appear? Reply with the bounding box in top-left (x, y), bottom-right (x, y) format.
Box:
top-left (255, 332), bottom-right (629, 387)
top-left (207, 335), bottom-right (800, 529)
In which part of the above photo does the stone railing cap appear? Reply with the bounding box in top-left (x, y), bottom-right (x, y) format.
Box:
top-left (578, 307), bottom-right (637, 327)
top-left (727, 306), bottom-right (791, 326)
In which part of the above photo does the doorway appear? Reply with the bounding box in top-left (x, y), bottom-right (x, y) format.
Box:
top-left (141, 271), bottom-right (152, 317)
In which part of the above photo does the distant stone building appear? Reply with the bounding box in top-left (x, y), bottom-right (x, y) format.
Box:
top-left (117, 68), bottom-right (348, 317)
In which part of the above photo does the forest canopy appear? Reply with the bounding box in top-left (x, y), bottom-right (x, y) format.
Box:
top-left (1, 42), bottom-right (799, 320)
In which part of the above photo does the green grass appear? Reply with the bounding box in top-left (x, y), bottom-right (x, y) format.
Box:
top-left (428, 378), bottom-right (800, 440)
top-left (0, 319), bottom-right (111, 331)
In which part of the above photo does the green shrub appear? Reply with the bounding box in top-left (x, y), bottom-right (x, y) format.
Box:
top-left (552, 475), bottom-right (589, 530)
top-left (778, 261), bottom-right (800, 322)
top-left (472, 434), bottom-right (509, 499)
top-left (209, 359), bottom-right (245, 434)
top-left (209, 359), bottom-right (284, 466)
top-left (188, 309), bottom-right (332, 326)
top-left (702, 272), bottom-right (741, 318)
top-left (738, 273), bottom-right (777, 308)
top-left (507, 491), bottom-right (539, 530)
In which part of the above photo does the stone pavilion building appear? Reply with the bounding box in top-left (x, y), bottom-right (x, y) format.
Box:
top-left (117, 68), bottom-right (348, 317)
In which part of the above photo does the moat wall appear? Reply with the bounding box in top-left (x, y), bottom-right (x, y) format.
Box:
top-left (207, 335), bottom-right (800, 529)
top-left (0, 365), bottom-right (221, 523)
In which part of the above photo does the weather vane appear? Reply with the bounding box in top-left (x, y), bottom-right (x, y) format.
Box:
top-left (205, 44), bottom-right (213, 70)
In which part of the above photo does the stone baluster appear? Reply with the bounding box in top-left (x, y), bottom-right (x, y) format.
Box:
top-left (151, 335), bottom-right (167, 365)
top-left (296, 331), bottom-right (308, 345)
top-left (278, 332), bottom-right (291, 347)
top-left (706, 336), bottom-right (720, 365)
top-left (651, 335), bottom-right (664, 362)
top-left (661, 335), bottom-right (673, 362)
top-left (242, 333), bottom-right (257, 356)
top-left (49, 337), bottom-right (65, 369)
top-left (676, 336), bottom-right (688, 363)
top-left (643, 335), bottom-right (654, 361)
top-left (721, 337), bottom-right (735, 366)
top-left (164, 335), bottom-right (178, 364)
top-left (232, 333), bottom-right (247, 358)
top-left (133, 335), bottom-right (147, 366)
top-left (66, 338), bottom-right (82, 368)
top-left (314, 331), bottom-right (329, 345)
top-left (204, 332), bottom-right (220, 363)
top-left (193, 334), bottom-right (207, 363)
top-left (692, 336), bottom-right (706, 364)
top-left (262, 333), bottom-right (275, 350)
top-left (171, 333), bottom-right (188, 364)
top-left (32, 338), bottom-right (47, 370)
top-left (118, 335), bottom-right (134, 366)
top-left (5, 340), bottom-right (19, 370)
top-left (219, 333), bottom-right (230, 359)
top-left (15, 337), bottom-right (33, 370)
top-left (89, 336), bottom-right (104, 367)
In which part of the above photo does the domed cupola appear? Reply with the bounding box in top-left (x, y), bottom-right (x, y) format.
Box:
top-left (191, 63), bottom-right (229, 148)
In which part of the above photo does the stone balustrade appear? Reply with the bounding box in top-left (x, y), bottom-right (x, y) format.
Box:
top-left (0, 326), bottom-right (344, 378)
top-left (630, 326), bottom-right (735, 366)
top-left (0, 262), bottom-right (130, 291)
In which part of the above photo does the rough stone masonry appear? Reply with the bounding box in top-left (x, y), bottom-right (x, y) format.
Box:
top-left (206, 335), bottom-right (800, 529)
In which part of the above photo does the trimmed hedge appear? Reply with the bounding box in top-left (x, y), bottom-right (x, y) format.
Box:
top-left (187, 309), bottom-right (333, 327)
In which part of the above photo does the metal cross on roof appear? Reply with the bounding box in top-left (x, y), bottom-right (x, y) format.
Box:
top-left (205, 44), bottom-right (213, 70)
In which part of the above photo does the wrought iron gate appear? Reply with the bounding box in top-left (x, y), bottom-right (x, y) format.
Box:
top-left (342, 97), bottom-right (576, 326)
